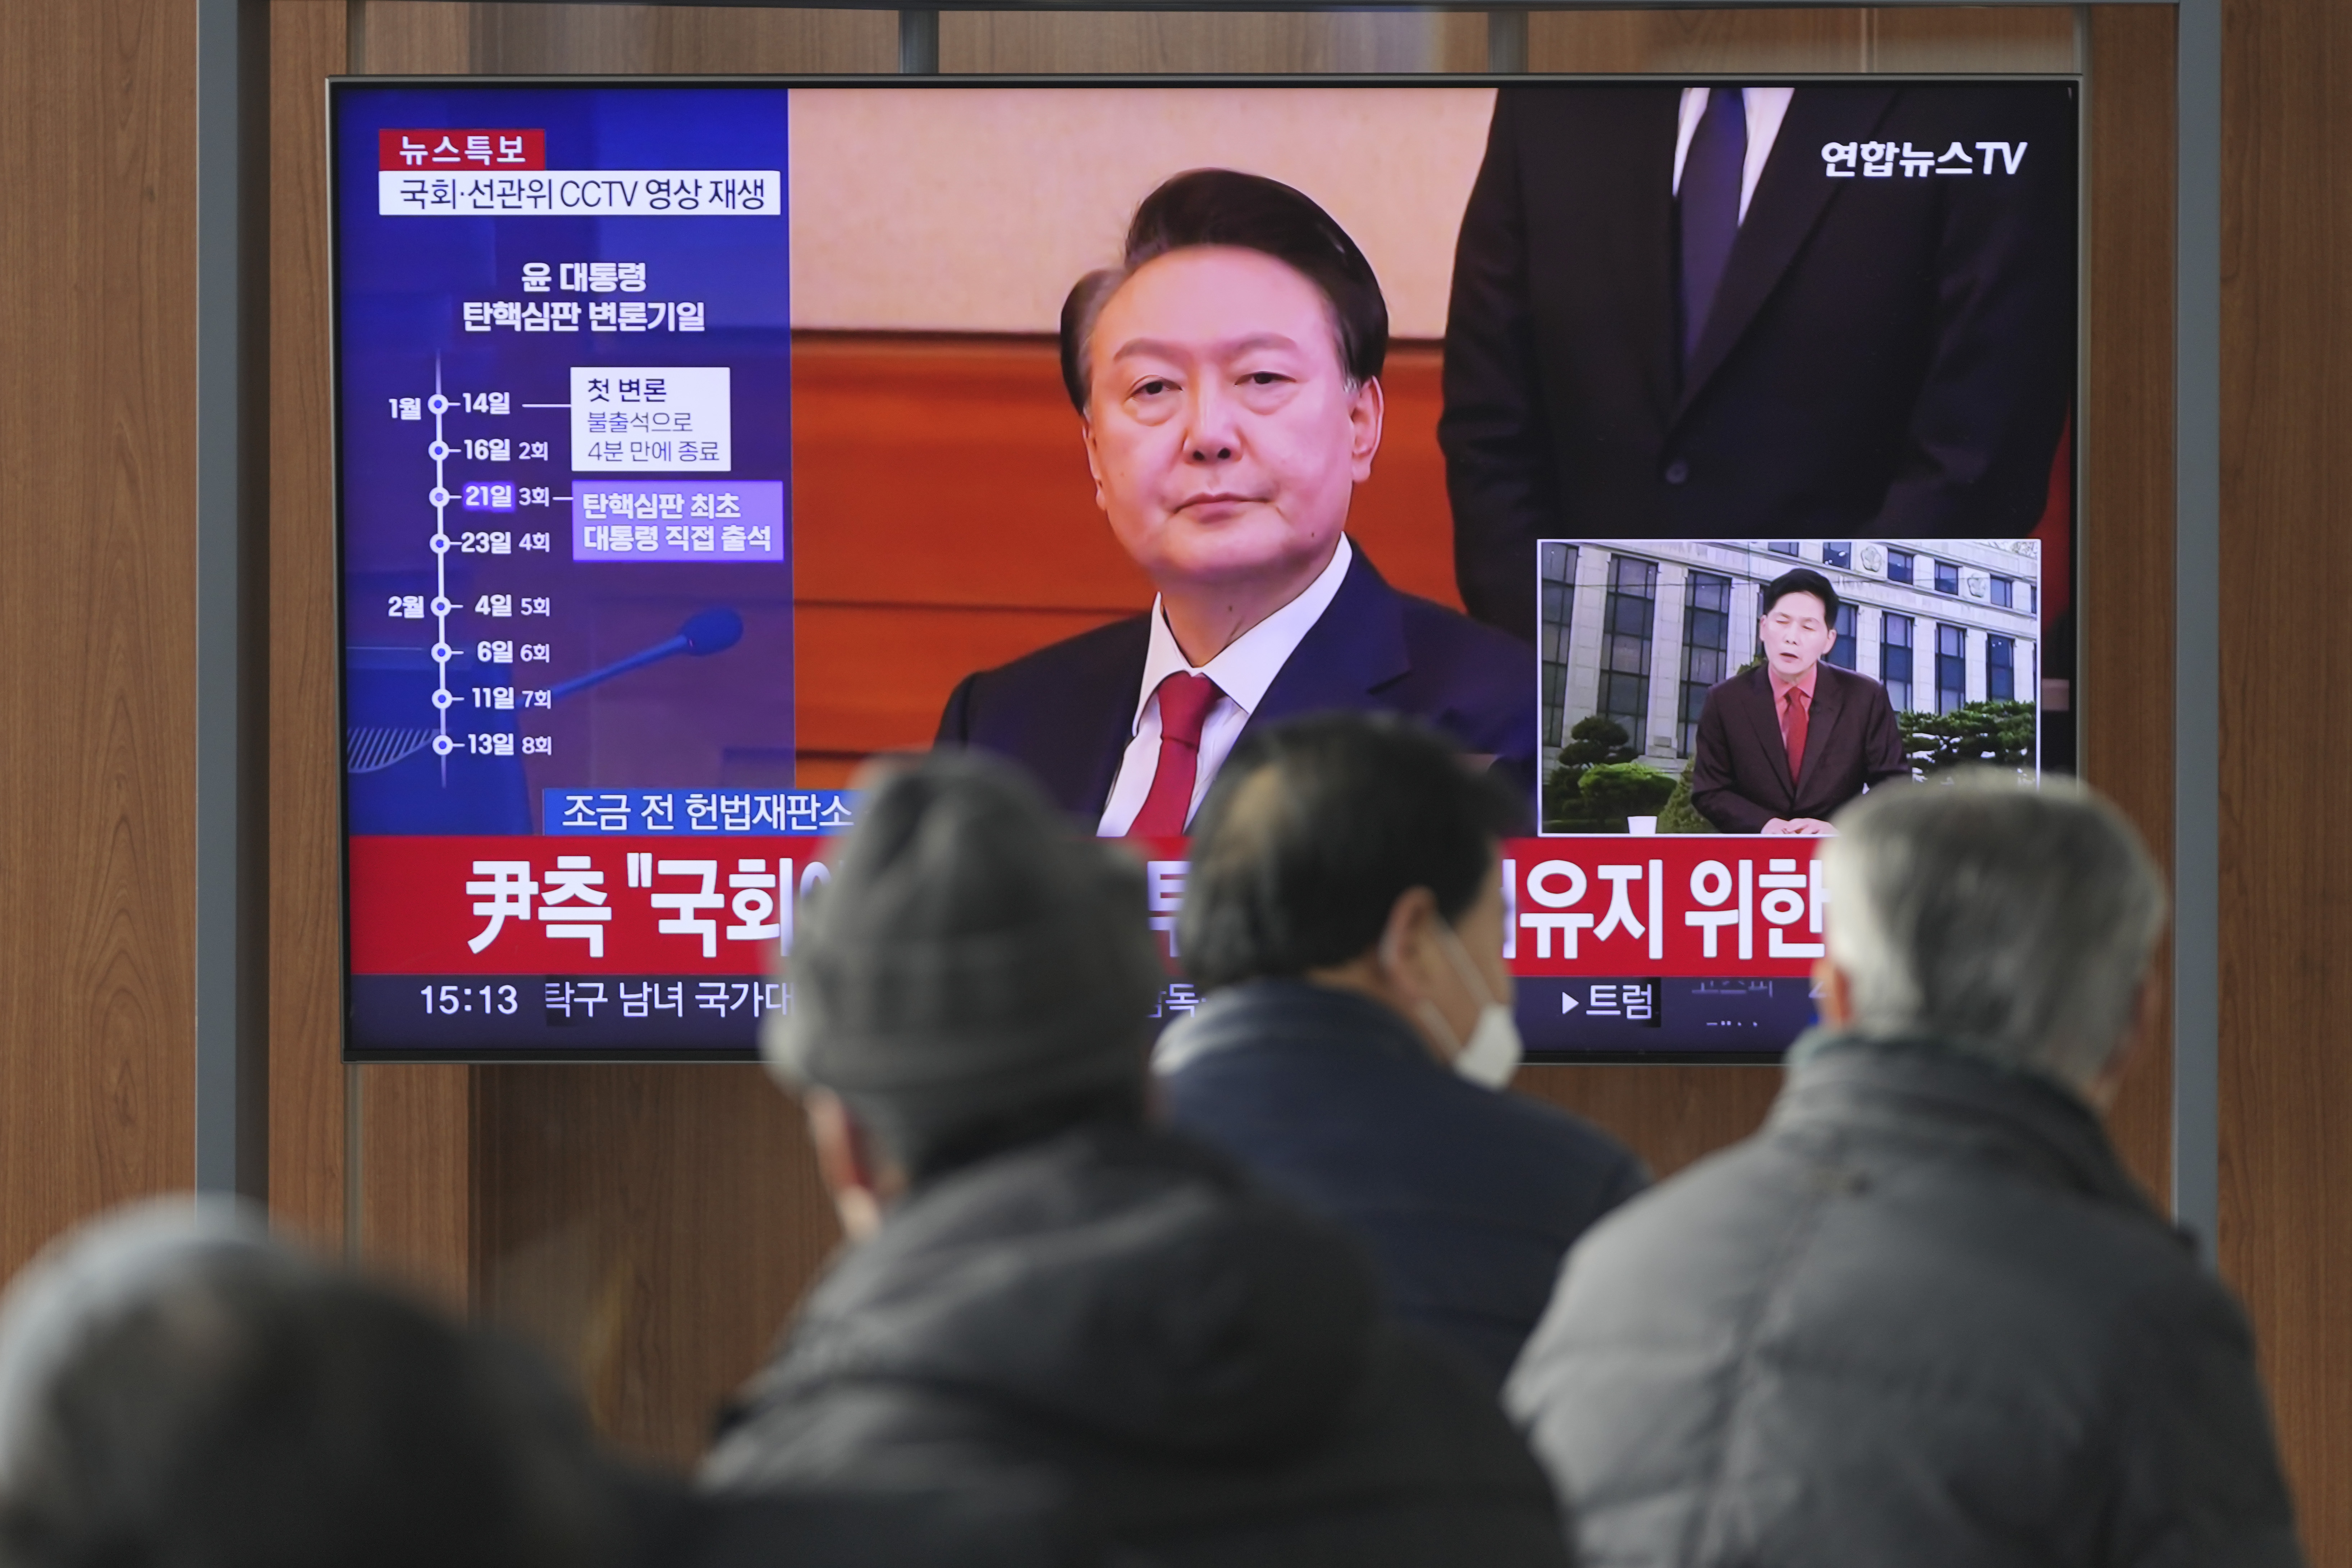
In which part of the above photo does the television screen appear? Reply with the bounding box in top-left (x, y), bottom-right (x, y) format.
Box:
top-left (333, 78), bottom-right (2078, 1060)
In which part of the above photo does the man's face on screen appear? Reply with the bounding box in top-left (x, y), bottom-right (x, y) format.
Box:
top-left (1080, 247), bottom-right (1382, 594)
top-left (1760, 592), bottom-right (1837, 680)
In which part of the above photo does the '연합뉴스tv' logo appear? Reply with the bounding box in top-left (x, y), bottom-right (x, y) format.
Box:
top-left (1821, 139), bottom-right (2028, 178)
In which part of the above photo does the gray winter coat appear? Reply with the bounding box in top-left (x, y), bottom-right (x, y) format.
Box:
top-left (1506, 1034), bottom-right (2303, 1568)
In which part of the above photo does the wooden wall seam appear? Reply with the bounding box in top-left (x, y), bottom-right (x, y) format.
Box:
top-left (2080, 5), bottom-right (2178, 1208)
top-left (268, 0), bottom-right (352, 1254)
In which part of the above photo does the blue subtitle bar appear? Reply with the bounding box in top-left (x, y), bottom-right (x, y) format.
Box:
top-left (543, 788), bottom-right (856, 835)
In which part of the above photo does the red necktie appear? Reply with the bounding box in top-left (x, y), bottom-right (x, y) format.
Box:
top-left (1128, 672), bottom-right (1222, 837)
top-left (1781, 687), bottom-right (1809, 783)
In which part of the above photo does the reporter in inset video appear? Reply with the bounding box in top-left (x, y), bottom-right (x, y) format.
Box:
top-left (935, 169), bottom-right (1535, 835)
top-left (1688, 567), bottom-right (1904, 834)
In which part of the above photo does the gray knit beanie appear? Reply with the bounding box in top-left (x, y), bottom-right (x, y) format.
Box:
top-left (763, 751), bottom-right (1164, 1137)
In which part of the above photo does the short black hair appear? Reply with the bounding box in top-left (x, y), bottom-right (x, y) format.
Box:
top-left (1761, 567), bottom-right (1840, 624)
top-left (1179, 713), bottom-right (1520, 993)
top-left (1058, 168), bottom-right (1389, 413)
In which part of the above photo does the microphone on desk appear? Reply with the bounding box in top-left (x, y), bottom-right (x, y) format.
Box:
top-left (550, 607), bottom-right (743, 701)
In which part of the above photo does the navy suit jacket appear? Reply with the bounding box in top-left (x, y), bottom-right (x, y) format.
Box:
top-left (1159, 981), bottom-right (1647, 1388)
top-left (934, 545), bottom-right (1537, 826)
top-left (1689, 662), bottom-right (1907, 832)
top-left (1442, 83), bottom-right (2077, 643)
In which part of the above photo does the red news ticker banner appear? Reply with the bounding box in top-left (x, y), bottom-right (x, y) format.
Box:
top-left (378, 129), bottom-right (548, 172)
top-left (350, 836), bottom-right (1823, 980)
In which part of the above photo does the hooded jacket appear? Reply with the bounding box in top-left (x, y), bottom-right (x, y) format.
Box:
top-left (703, 1122), bottom-right (1573, 1568)
top-left (1505, 1034), bottom-right (2304, 1568)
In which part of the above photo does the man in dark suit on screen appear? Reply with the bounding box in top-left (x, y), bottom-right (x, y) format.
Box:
top-left (936, 169), bottom-right (1534, 834)
top-left (1690, 568), bottom-right (1905, 834)
top-left (1440, 83), bottom-right (2077, 643)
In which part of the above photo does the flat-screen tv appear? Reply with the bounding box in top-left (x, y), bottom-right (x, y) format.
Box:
top-left (332, 77), bottom-right (2078, 1062)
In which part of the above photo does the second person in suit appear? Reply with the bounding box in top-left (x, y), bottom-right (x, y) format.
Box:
top-left (935, 169), bottom-right (1535, 834)
top-left (1441, 83), bottom-right (2077, 644)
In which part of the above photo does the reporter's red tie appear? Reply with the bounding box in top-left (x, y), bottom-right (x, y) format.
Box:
top-left (1129, 672), bottom-right (1222, 837)
top-left (1782, 687), bottom-right (1809, 783)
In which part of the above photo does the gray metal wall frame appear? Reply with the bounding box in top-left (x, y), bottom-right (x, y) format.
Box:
top-left (192, 0), bottom-right (2221, 1258)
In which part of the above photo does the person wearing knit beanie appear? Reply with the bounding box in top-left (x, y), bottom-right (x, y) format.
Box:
top-left (763, 750), bottom-right (1167, 1226)
top-left (709, 751), bottom-right (1575, 1568)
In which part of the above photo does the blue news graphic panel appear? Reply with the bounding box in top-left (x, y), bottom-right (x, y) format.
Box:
top-left (335, 84), bottom-right (799, 1055)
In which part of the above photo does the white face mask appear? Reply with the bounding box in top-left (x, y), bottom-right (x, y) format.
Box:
top-left (1418, 924), bottom-right (1524, 1089)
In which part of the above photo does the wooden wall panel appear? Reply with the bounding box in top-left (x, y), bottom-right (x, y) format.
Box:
top-left (1514, 1066), bottom-right (1782, 1181)
top-left (1532, 8), bottom-right (1875, 72)
top-left (1532, 7), bottom-right (2077, 74)
top-left (941, 10), bottom-right (1488, 74)
top-left (475, 1067), bottom-right (836, 1467)
top-left (356, 1061), bottom-right (477, 1308)
top-left (0, 0), bottom-right (199, 1272)
top-left (355, 1), bottom-right (891, 75)
top-left (1864, 7), bottom-right (2079, 73)
top-left (353, 0), bottom-right (472, 75)
top-left (2081, 6), bottom-right (2175, 1211)
top-left (269, 0), bottom-right (352, 1252)
top-left (463, 4), bottom-right (893, 74)
top-left (2219, 0), bottom-right (2352, 1555)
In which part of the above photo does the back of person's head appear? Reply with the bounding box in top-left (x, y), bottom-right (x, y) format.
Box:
top-left (1181, 713), bottom-right (1522, 992)
top-left (0, 1201), bottom-right (616, 1568)
top-left (1058, 168), bottom-right (1389, 412)
top-left (1824, 772), bottom-right (2167, 1090)
top-left (765, 751), bottom-right (1166, 1184)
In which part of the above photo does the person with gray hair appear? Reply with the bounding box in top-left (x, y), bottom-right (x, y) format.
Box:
top-left (1504, 774), bottom-right (2306, 1568)
top-left (701, 750), bottom-right (1575, 1568)
top-left (0, 1201), bottom-right (1091, 1568)
top-left (0, 1200), bottom-right (624, 1568)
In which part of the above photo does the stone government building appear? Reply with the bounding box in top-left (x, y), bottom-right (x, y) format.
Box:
top-left (1537, 538), bottom-right (2043, 779)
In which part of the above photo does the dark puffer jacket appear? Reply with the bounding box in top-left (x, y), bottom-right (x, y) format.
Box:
top-left (1506, 1035), bottom-right (2305, 1568)
top-left (703, 1122), bottom-right (1572, 1568)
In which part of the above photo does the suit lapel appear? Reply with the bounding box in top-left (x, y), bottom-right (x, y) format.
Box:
top-left (1241, 545), bottom-right (1411, 741)
top-left (1052, 620), bottom-right (1151, 818)
top-left (1740, 666), bottom-right (1796, 799)
top-left (1795, 667), bottom-right (1847, 798)
top-left (1680, 86), bottom-right (1903, 415)
top-left (1616, 90), bottom-right (1686, 429)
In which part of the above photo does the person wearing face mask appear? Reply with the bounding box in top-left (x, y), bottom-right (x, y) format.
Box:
top-left (934, 168), bottom-right (1537, 837)
top-left (705, 749), bottom-right (1577, 1568)
top-left (1156, 713), bottom-right (1647, 1388)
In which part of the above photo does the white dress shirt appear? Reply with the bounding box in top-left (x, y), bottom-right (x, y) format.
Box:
top-left (1097, 536), bottom-right (1355, 837)
top-left (1672, 87), bottom-right (1797, 224)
